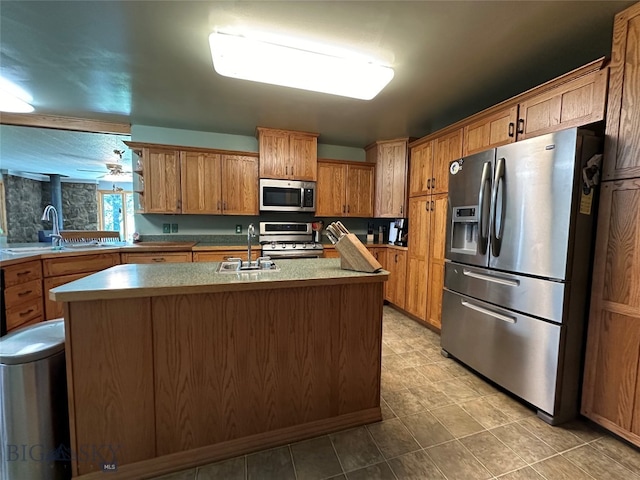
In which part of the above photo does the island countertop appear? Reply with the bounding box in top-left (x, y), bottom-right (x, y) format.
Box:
top-left (50, 258), bottom-right (388, 302)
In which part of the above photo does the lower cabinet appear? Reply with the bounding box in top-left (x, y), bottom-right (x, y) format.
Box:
top-left (42, 252), bottom-right (120, 320)
top-left (323, 247), bottom-right (340, 259)
top-left (581, 178), bottom-right (640, 447)
top-left (121, 252), bottom-right (193, 264)
top-left (193, 250), bottom-right (259, 262)
top-left (3, 260), bottom-right (44, 332)
top-left (385, 249), bottom-right (407, 308)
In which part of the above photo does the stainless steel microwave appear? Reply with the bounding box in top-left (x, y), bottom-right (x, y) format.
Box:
top-left (259, 179), bottom-right (316, 212)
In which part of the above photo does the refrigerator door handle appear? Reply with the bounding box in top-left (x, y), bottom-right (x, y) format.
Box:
top-left (491, 157), bottom-right (506, 256)
top-left (462, 268), bottom-right (520, 287)
top-left (477, 162), bottom-right (492, 254)
top-left (461, 300), bottom-right (517, 324)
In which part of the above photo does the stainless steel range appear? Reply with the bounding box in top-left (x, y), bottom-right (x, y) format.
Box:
top-left (259, 222), bottom-right (324, 259)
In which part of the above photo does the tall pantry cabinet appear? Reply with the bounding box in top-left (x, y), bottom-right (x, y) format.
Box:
top-left (581, 1), bottom-right (640, 448)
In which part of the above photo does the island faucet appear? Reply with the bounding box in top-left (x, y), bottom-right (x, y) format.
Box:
top-left (42, 204), bottom-right (63, 248)
top-left (247, 223), bottom-right (256, 264)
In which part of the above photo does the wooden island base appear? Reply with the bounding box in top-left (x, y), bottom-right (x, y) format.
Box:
top-left (63, 277), bottom-right (384, 478)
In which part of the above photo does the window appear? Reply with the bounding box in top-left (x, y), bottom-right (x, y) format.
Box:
top-left (98, 190), bottom-right (134, 242)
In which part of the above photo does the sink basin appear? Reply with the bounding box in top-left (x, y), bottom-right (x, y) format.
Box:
top-left (2, 242), bottom-right (125, 254)
top-left (216, 260), bottom-right (280, 274)
top-left (2, 246), bottom-right (59, 254)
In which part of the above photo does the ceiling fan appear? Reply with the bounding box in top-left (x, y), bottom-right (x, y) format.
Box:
top-left (78, 149), bottom-right (132, 178)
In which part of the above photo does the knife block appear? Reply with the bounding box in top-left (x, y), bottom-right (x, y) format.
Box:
top-left (335, 233), bottom-right (383, 273)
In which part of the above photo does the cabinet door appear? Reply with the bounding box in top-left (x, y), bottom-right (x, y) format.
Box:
top-left (317, 162), bottom-right (347, 217)
top-left (346, 164), bottom-right (374, 217)
top-left (258, 129), bottom-right (289, 179)
top-left (121, 252), bottom-right (193, 264)
top-left (44, 273), bottom-right (90, 319)
top-left (180, 151), bottom-right (222, 214)
top-left (581, 179), bottom-right (640, 446)
top-left (426, 194), bottom-right (448, 330)
top-left (221, 155), bottom-right (259, 215)
top-left (433, 129), bottom-right (463, 194)
top-left (144, 147), bottom-right (181, 213)
top-left (463, 106), bottom-right (518, 156)
top-left (374, 141), bottom-right (408, 218)
top-left (409, 141), bottom-right (433, 197)
top-left (387, 249), bottom-right (407, 308)
top-left (518, 69), bottom-right (608, 141)
top-left (405, 196), bottom-right (429, 320)
top-left (289, 133), bottom-right (317, 181)
top-left (604, 2), bottom-right (640, 181)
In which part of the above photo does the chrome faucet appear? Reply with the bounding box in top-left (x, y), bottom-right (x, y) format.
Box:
top-left (42, 205), bottom-right (63, 248)
top-left (247, 223), bottom-right (256, 264)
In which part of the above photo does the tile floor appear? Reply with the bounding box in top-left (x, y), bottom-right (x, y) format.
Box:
top-left (154, 306), bottom-right (640, 480)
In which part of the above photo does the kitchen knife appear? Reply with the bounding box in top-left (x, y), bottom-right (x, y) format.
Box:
top-left (325, 229), bottom-right (338, 244)
top-left (327, 224), bottom-right (343, 240)
top-left (335, 221), bottom-right (350, 235)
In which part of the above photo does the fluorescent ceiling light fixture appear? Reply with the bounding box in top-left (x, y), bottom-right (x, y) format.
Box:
top-left (209, 32), bottom-right (394, 100)
top-left (0, 77), bottom-right (34, 113)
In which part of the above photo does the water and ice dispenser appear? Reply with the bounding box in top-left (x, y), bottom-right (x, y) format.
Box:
top-left (450, 205), bottom-right (479, 255)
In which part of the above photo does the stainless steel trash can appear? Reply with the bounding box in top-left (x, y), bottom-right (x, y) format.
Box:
top-left (0, 319), bottom-right (70, 480)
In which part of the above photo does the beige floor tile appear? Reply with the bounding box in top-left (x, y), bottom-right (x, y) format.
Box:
top-left (459, 396), bottom-right (513, 429)
top-left (433, 377), bottom-right (484, 403)
top-left (388, 450), bottom-right (446, 479)
top-left (380, 370), bottom-right (408, 393)
top-left (344, 461), bottom-right (395, 480)
top-left (380, 398), bottom-right (396, 420)
top-left (490, 423), bottom-right (556, 463)
top-left (397, 366), bottom-right (432, 389)
top-left (518, 416), bottom-right (585, 452)
top-left (153, 470), bottom-right (197, 480)
top-left (442, 360), bottom-right (471, 378)
top-left (399, 350), bottom-right (431, 367)
top-left (399, 410), bottom-right (454, 448)
top-left (430, 404), bottom-right (485, 438)
top-left (496, 466), bottom-right (546, 479)
top-left (196, 457), bottom-right (244, 480)
top-left (460, 431), bottom-right (527, 476)
top-left (382, 389), bottom-right (429, 417)
top-left (330, 427), bottom-right (384, 473)
top-left (385, 339), bottom-right (415, 354)
top-left (530, 455), bottom-right (593, 479)
top-left (485, 392), bottom-right (536, 421)
top-left (590, 435), bottom-right (640, 474)
top-left (366, 418), bottom-right (421, 459)
top-left (381, 353), bottom-right (410, 372)
top-left (408, 383), bottom-right (455, 410)
top-left (290, 436), bottom-right (342, 480)
top-left (563, 444), bottom-right (640, 480)
top-left (462, 374), bottom-right (499, 396)
top-left (416, 362), bottom-right (455, 383)
top-left (559, 418), bottom-right (606, 443)
top-left (426, 440), bottom-right (492, 480)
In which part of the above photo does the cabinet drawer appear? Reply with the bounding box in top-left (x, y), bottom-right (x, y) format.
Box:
top-left (4, 278), bottom-right (43, 307)
top-left (6, 298), bottom-right (44, 331)
top-left (43, 272), bottom-right (93, 320)
top-left (121, 252), bottom-right (193, 264)
top-left (43, 253), bottom-right (120, 277)
top-left (3, 260), bottom-right (42, 286)
top-left (193, 251), bottom-right (258, 262)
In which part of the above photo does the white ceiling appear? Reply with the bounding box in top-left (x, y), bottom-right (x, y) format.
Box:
top-left (0, 1), bottom-right (635, 181)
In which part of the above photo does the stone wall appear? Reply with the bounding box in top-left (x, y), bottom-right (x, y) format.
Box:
top-left (42, 182), bottom-right (98, 230)
top-left (5, 174), bottom-right (43, 243)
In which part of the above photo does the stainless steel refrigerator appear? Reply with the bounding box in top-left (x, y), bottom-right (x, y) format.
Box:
top-left (441, 127), bottom-right (602, 425)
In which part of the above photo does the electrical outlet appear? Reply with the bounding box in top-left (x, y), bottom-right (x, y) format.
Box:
top-left (162, 223), bottom-right (171, 234)
top-left (235, 224), bottom-right (242, 234)
top-left (171, 223), bottom-right (178, 233)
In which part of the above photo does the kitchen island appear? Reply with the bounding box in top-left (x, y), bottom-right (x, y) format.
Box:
top-left (50, 258), bottom-right (388, 479)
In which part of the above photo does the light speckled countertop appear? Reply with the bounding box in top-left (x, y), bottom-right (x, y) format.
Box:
top-left (50, 258), bottom-right (388, 302)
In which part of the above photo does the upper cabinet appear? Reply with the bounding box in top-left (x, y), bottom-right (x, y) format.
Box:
top-left (603, 2), bottom-right (640, 181)
top-left (409, 129), bottom-right (462, 197)
top-left (316, 160), bottom-right (374, 217)
top-left (463, 106), bottom-right (518, 156)
top-left (127, 142), bottom-right (258, 215)
top-left (517, 69), bottom-right (608, 140)
top-left (257, 127), bottom-right (319, 181)
top-left (366, 138), bottom-right (409, 218)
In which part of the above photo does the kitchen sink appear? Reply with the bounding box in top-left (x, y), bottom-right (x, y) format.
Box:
top-left (216, 260), bottom-right (280, 274)
top-left (2, 242), bottom-right (125, 254)
top-left (2, 246), bottom-right (61, 254)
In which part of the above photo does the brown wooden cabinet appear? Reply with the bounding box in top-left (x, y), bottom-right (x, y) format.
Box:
top-left (220, 154), bottom-right (259, 215)
top-left (517, 69), bottom-right (608, 141)
top-left (603, 2), bottom-right (640, 181)
top-left (409, 129), bottom-right (461, 200)
top-left (121, 252), bottom-right (193, 264)
top-left (316, 160), bottom-right (374, 217)
top-left (180, 151), bottom-right (222, 214)
top-left (257, 127), bottom-right (319, 181)
top-left (43, 253), bottom-right (120, 319)
top-left (385, 248), bottom-right (407, 308)
top-left (366, 138), bottom-right (409, 218)
top-left (408, 141), bottom-right (433, 197)
top-left (463, 106), bottom-right (518, 156)
top-left (141, 147), bottom-right (182, 214)
top-left (581, 179), bottom-right (640, 447)
top-left (425, 194), bottom-right (448, 330)
top-left (2, 260), bottom-right (44, 331)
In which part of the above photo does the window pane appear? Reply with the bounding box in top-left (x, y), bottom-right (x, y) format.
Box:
top-left (102, 193), bottom-right (123, 233)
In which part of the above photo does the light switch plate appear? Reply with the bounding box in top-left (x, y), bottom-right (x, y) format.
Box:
top-left (162, 223), bottom-right (171, 233)
top-left (171, 223), bottom-right (178, 233)
top-left (236, 224), bottom-right (242, 234)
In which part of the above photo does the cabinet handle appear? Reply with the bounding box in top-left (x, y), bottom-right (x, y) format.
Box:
top-left (400, 205), bottom-right (403, 215)
top-left (517, 119), bottom-right (524, 134)
top-left (17, 270), bottom-right (32, 276)
top-left (347, 205), bottom-right (350, 213)
top-left (19, 309), bottom-right (34, 317)
top-left (395, 254), bottom-right (398, 263)
top-left (432, 177), bottom-right (435, 189)
top-left (223, 201), bottom-right (227, 211)
top-left (291, 166), bottom-right (294, 176)
top-left (152, 257), bottom-right (166, 262)
top-left (427, 178), bottom-right (431, 189)
top-left (508, 122), bottom-right (515, 137)
top-left (18, 290), bottom-right (33, 297)
top-left (343, 205), bottom-right (346, 213)
top-left (286, 166), bottom-right (288, 175)
top-left (425, 202), bottom-right (429, 211)
top-left (217, 200), bottom-right (221, 210)
top-left (431, 200), bottom-right (434, 210)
